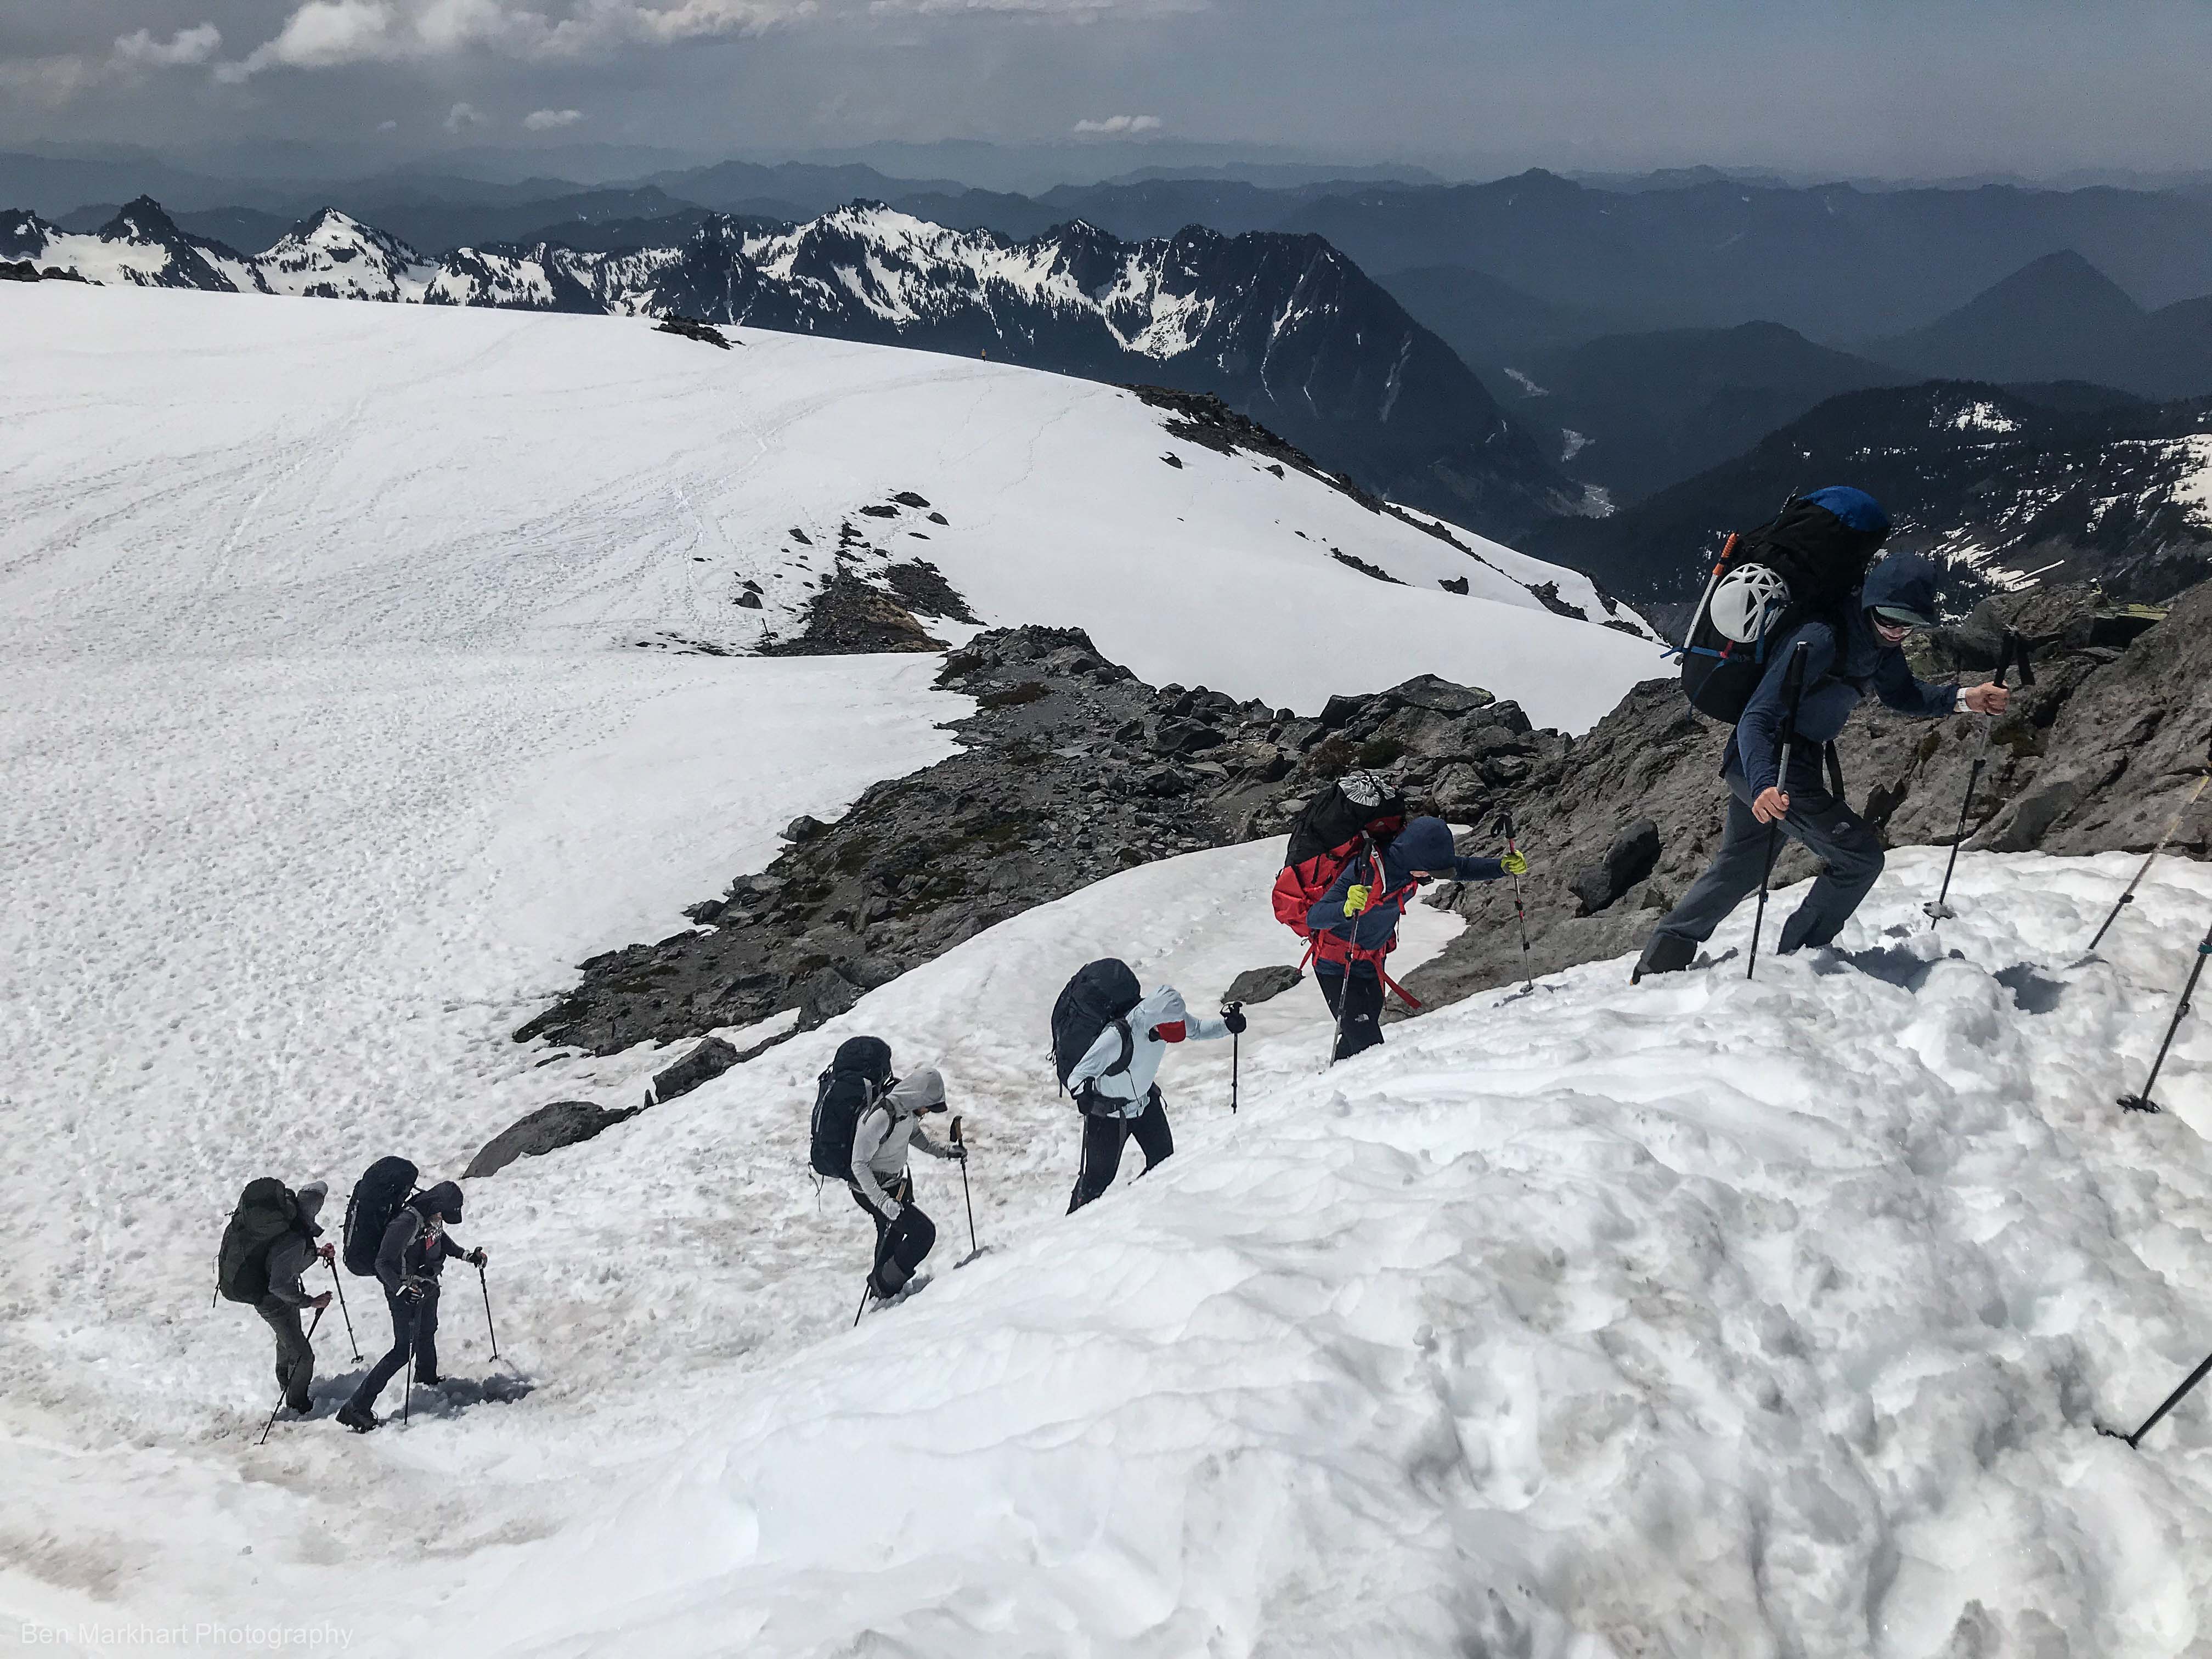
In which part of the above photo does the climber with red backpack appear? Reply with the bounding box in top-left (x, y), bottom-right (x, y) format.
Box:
top-left (1306, 815), bottom-right (1523, 1063)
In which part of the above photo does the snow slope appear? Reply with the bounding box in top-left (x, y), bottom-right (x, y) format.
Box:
top-left (1, 284), bottom-right (1654, 726)
top-left (8, 824), bottom-right (2212, 1654)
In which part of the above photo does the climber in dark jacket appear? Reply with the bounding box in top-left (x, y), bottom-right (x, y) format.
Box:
top-left (1307, 814), bottom-right (1522, 1062)
top-left (338, 1181), bottom-right (486, 1432)
top-left (1635, 552), bottom-right (2010, 979)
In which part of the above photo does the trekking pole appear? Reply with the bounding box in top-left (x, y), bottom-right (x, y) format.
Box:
top-left (852, 1279), bottom-right (873, 1329)
top-left (1747, 640), bottom-right (1812, 981)
top-left (402, 1292), bottom-right (423, 1428)
top-left (257, 1306), bottom-right (325, 1446)
top-left (1222, 1003), bottom-right (1243, 1114)
top-left (2104, 1346), bottom-right (2212, 1449)
top-left (2119, 913), bottom-right (2212, 1113)
top-left (951, 1116), bottom-right (980, 1259)
top-left (478, 1261), bottom-right (499, 1362)
top-left (1325, 841), bottom-right (1380, 1069)
top-left (328, 1257), bottom-right (361, 1363)
top-left (1493, 810), bottom-right (1534, 991)
top-left (2085, 747), bottom-right (2212, 958)
top-left (1927, 634), bottom-right (2032, 926)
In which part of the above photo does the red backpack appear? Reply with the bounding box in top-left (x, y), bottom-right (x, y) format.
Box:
top-left (1271, 771), bottom-right (1404, 940)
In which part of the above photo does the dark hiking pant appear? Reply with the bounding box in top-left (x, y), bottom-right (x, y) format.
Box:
top-left (1068, 1088), bottom-right (1174, 1213)
top-left (1316, 964), bottom-right (1386, 1062)
top-left (1646, 765), bottom-right (1884, 962)
top-left (851, 1174), bottom-right (935, 1297)
top-left (348, 1283), bottom-right (439, 1417)
top-left (256, 1299), bottom-right (315, 1412)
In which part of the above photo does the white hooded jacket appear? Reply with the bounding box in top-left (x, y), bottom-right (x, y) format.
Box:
top-left (851, 1066), bottom-right (956, 1220)
top-left (1065, 986), bottom-right (1229, 1119)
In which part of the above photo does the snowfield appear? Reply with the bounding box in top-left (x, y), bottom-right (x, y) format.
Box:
top-left (5, 283), bottom-right (2212, 1656)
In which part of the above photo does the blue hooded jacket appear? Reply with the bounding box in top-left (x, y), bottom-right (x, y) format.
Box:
top-left (1731, 554), bottom-right (1956, 795)
top-left (1307, 815), bottom-right (1505, 957)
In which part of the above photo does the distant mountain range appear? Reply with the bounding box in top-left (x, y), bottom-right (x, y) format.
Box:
top-left (1, 196), bottom-right (1582, 540)
top-left (1525, 381), bottom-right (2212, 610)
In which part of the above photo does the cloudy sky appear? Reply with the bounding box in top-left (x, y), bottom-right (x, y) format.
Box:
top-left (5, 0), bottom-right (2209, 181)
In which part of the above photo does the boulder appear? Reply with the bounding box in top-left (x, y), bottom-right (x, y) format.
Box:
top-left (1224, 965), bottom-right (1304, 1006)
top-left (1569, 819), bottom-right (1662, 916)
top-left (783, 814), bottom-right (827, 843)
top-left (464, 1101), bottom-right (637, 1178)
top-left (651, 1036), bottom-right (740, 1104)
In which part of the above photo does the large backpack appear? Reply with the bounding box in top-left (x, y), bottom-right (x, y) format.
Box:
top-left (1271, 771), bottom-right (1405, 939)
top-left (342, 1156), bottom-right (419, 1278)
top-left (217, 1178), bottom-right (300, 1305)
top-left (1679, 490), bottom-right (1891, 724)
top-left (809, 1035), bottom-right (895, 1180)
top-left (1051, 958), bottom-right (1144, 1098)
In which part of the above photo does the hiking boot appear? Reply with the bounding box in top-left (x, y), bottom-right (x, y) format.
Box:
top-left (1631, 932), bottom-right (1698, 985)
top-left (336, 1403), bottom-right (380, 1434)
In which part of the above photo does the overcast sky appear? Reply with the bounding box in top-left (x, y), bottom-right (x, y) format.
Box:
top-left (5, 0), bottom-right (2210, 182)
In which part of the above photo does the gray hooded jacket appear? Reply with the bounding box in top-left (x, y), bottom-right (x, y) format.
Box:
top-left (851, 1067), bottom-right (956, 1220)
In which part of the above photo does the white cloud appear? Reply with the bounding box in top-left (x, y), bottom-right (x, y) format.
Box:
top-left (214, 0), bottom-right (1183, 76)
top-left (523, 106), bottom-right (585, 128)
top-left (1073, 113), bottom-right (1162, 136)
top-left (377, 117), bottom-right (400, 129)
top-left (444, 99), bottom-right (489, 130)
top-left (111, 24), bottom-right (224, 69)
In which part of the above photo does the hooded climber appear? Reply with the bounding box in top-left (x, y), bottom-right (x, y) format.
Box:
top-left (1306, 814), bottom-right (1522, 1062)
top-left (339, 1179), bottom-right (486, 1433)
top-left (1066, 984), bottom-right (1242, 1212)
top-left (1635, 544), bottom-right (2008, 980)
top-left (257, 1180), bottom-right (334, 1418)
top-left (850, 1065), bottom-right (963, 1302)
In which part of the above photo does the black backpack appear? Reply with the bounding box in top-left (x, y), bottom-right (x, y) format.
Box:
top-left (1051, 958), bottom-right (1143, 1098)
top-left (809, 1035), bottom-right (895, 1180)
top-left (1283, 771), bottom-right (1406, 869)
top-left (343, 1156), bottom-right (419, 1278)
top-left (217, 1178), bottom-right (300, 1305)
top-left (1680, 495), bottom-right (1888, 724)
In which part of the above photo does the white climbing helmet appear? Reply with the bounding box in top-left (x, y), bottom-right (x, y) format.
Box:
top-left (1708, 563), bottom-right (1792, 645)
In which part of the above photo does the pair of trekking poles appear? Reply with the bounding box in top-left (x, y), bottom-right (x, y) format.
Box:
top-left (257, 1256), bottom-right (499, 1441)
top-left (853, 1118), bottom-right (988, 1328)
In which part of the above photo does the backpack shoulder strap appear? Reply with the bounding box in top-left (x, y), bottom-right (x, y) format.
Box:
top-left (1104, 1017), bottom-right (1136, 1078)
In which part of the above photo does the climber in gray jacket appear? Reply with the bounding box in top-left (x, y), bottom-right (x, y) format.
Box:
top-left (259, 1181), bottom-right (334, 1416)
top-left (850, 1067), bottom-right (963, 1300)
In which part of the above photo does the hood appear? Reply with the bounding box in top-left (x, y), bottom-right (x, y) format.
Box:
top-left (1802, 484), bottom-right (1892, 539)
top-left (887, 1067), bottom-right (945, 1114)
top-left (295, 1181), bottom-right (328, 1230)
top-left (1131, 985), bottom-right (1188, 1040)
top-left (414, 1180), bottom-right (464, 1224)
top-left (1392, 815), bottom-right (1460, 873)
top-left (1860, 555), bottom-right (1941, 627)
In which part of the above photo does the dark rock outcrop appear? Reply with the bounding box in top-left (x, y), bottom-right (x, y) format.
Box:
top-left (1224, 965), bottom-right (1305, 1005)
top-left (464, 1101), bottom-right (637, 1179)
top-left (1401, 581), bottom-right (2211, 1011)
top-left (760, 573), bottom-right (946, 656)
top-left (650, 1036), bottom-right (741, 1103)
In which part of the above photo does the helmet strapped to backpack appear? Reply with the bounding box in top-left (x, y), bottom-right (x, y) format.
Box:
top-left (809, 1035), bottom-right (895, 1180)
top-left (1050, 958), bottom-right (1143, 1098)
top-left (217, 1177), bottom-right (302, 1305)
top-left (1679, 487), bottom-right (1891, 725)
top-left (342, 1156), bottom-right (419, 1278)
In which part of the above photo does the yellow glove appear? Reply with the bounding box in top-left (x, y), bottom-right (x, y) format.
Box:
top-left (1500, 850), bottom-right (1528, 877)
top-left (1344, 883), bottom-right (1373, 915)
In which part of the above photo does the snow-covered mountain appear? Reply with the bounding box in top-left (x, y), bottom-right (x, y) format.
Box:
top-left (5, 194), bottom-right (1585, 540)
top-left (1532, 380), bottom-right (2212, 608)
top-left (2, 195), bottom-right (258, 293)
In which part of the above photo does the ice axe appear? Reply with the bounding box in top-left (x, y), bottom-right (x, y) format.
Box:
top-left (1926, 632), bottom-right (2033, 927)
top-left (2100, 1344), bottom-right (2212, 1449)
top-left (2079, 742), bottom-right (2212, 962)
